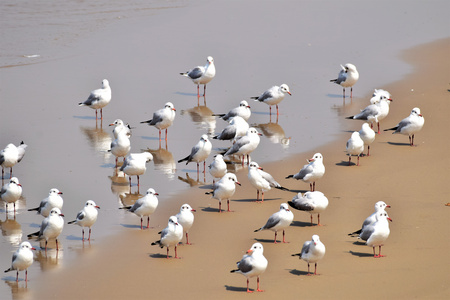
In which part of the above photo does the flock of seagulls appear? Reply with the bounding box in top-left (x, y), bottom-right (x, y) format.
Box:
top-left (0, 56), bottom-right (425, 290)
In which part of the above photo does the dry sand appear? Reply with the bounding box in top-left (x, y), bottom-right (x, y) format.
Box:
top-left (30, 38), bottom-right (450, 299)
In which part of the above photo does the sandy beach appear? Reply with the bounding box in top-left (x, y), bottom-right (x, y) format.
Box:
top-left (1, 1), bottom-right (449, 299)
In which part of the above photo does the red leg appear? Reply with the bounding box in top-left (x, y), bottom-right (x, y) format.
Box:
top-left (227, 199), bottom-right (231, 212)
top-left (16, 271), bottom-right (19, 282)
top-left (307, 262), bottom-right (312, 275)
top-left (95, 109), bottom-right (98, 120)
top-left (203, 84), bottom-right (207, 97)
top-left (174, 245), bottom-right (179, 259)
top-left (100, 108), bottom-right (103, 120)
top-left (246, 278), bottom-right (253, 293)
top-left (317, 214), bottom-right (323, 226)
top-left (256, 190), bottom-right (259, 202)
top-left (165, 129), bottom-right (168, 141)
top-left (367, 145), bottom-right (371, 156)
top-left (218, 200), bottom-right (222, 213)
top-left (377, 122), bottom-right (380, 134)
top-left (88, 228), bottom-right (92, 241)
top-left (261, 191), bottom-right (264, 203)
top-left (147, 216), bottom-right (150, 229)
top-left (140, 217), bottom-right (143, 230)
top-left (82, 229), bottom-right (85, 241)
top-left (56, 239), bottom-right (59, 251)
top-left (276, 104), bottom-right (279, 116)
top-left (351, 87), bottom-right (353, 98)
top-left (25, 270), bottom-right (28, 282)
top-left (256, 276), bottom-right (264, 292)
top-left (282, 229), bottom-right (287, 243)
top-left (348, 156), bottom-right (351, 166)
top-left (274, 231), bottom-right (278, 244)
top-left (310, 214), bottom-right (313, 226)
top-left (166, 247), bottom-right (170, 259)
top-left (314, 263), bottom-right (318, 275)
top-left (357, 155), bottom-right (360, 166)
top-left (186, 232), bottom-right (191, 245)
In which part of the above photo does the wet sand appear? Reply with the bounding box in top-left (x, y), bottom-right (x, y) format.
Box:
top-left (1, 1), bottom-right (449, 299)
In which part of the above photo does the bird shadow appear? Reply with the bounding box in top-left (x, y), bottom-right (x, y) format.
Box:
top-left (149, 253), bottom-right (170, 259)
top-left (253, 238), bottom-right (279, 244)
top-left (234, 197), bottom-right (281, 203)
top-left (336, 160), bottom-right (355, 167)
top-left (224, 285), bottom-right (250, 293)
top-left (120, 223), bottom-right (142, 229)
top-left (290, 220), bottom-right (314, 227)
top-left (326, 93), bottom-right (347, 99)
top-left (174, 91), bottom-right (198, 97)
top-left (348, 250), bottom-right (373, 257)
top-left (351, 240), bottom-right (366, 246)
top-left (140, 135), bottom-right (161, 141)
top-left (288, 268), bottom-right (310, 276)
top-left (73, 115), bottom-right (96, 120)
top-left (387, 141), bottom-right (413, 147)
top-left (66, 235), bottom-right (84, 241)
top-left (286, 189), bottom-right (310, 194)
top-left (200, 206), bottom-right (221, 213)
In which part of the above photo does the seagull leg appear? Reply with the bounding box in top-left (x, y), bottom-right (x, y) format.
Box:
top-left (367, 145), bottom-right (371, 156)
top-left (129, 176), bottom-right (132, 189)
top-left (246, 278), bottom-right (253, 293)
top-left (282, 229), bottom-right (288, 243)
top-left (197, 84), bottom-right (200, 97)
top-left (227, 199), bottom-right (231, 212)
top-left (314, 263), bottom-right (318, 275)
top-left (95, 109), bottom-right (98, 120)
top-left (377, 122), bottom-right (380, 134)
top-left (307, 262), bottom-right (312, 275)
top-left (256, 190), bottom-right (259, 202)
top-left (147, 216), bottom-right (150, 229)
top-left (165, 129), bottom-right (168, 141)
top-left (317, 214), bottom-right (323, 226)
top-left (88, 228), bottom-right (92, 241)
top-left (82, 229), bottom-right (85, 241)
top-left (25, 269), bottom-right (28, 282)
top-left (357, 155), bottom-right (360, 166)
top-left (350, 87), bottom-right (353, 98)
top-left (276, 104), bottom-right (279, 116)
top-left (100, 108), bottom-right (103, 120)
top-left (203, 161), bottom-right (206, 174)
top-left (256, 276), bottom-right (264, 292)
top-left (16, 271), bottom-right (19, 282)
top-left (140, 218), bottom-right (143, 230)
top-left (203, 84), bottom-right (207, 97)
top-left (56, 239), bottom-right (59, 251)
top-left (166, 247), bottom-right (170, 259)
top-left (186, 232), bottom-right (190, 245)
top-left (174, 245), bottom-right (179, 259)
top-left (348, 156), bottom-right (352, 166)
top-left (218, 200), bottom-right (222, 213)
top-left (274, 231), bottom-right (278, 244)
top-left (261, 191), bottom-right (264, 203)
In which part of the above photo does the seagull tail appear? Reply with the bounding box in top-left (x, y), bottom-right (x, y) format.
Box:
top-left (276, 186), bottom-right (290, 192)
top-left (384, 126), bottom-right (397, 132)
top-left (67, 220), bottom-right (76, 225)
top-left (291, 252), bottom-right (302, 258)
top-left (27, 207), bottom-right (39, 212)
top-left (254, 228), bottom-right (262, 232)
top-left (140, 119), bottom-right (152, 124)
top-left (348, 229), bottom-right (362, 236)
top-left (345, 116), bottom-right (355, 120)
top-left (178, 155), bottom-right (190, 164)
top-left (285, 174), bottom-right (294, 179)
top-left (230, 269), bottom-right (239, 273)
top-left (4, 268), bottom-right (12, 273)
top-left (27, 231), bottom-right (40, 238)
top-left (119, 206), bottom-right (132, 210)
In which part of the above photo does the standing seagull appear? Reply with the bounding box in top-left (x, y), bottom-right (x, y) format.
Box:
top-left (120, 152), bottom-right (154, 189)
top-left (67, 200), bottom-right (100, 241)
top-left (288, 191), bottom-right (329, 226)
top-left (120, 188), bottom-right (159, 229)
top-left (292, 235), bottom-right (326, 275)
top-left (208, 154), bottom-right (227, 184)
top-left (140, 102), bottom-right (176, 142)
top-left (248, 162), bottom-right (289, 202)
top-left (286, 153), bottom-right (325, 191)
top-left (384, 107), bottom-right (425, 146)
top-left (4, 241), bottom-right (35, 282)
top-left (230, 242), bottom-right (268, 293)
top-left (176, 204), bottom-right (196, 245)
top-left (151, 216), bottom-right (183, 259)
top-left (346, 97), bottom-right (392, 134)
top-left (346, 131), bottom-right (364, 166)
top-left (0, 142), bottom-right (27, 179)
top-left (330, 63), bottom-right (359, 98)
top-left (213, 116), bottom-right (249, 141)
top-left (1, 177), bottom-right (22, 213)
top-left (214, 100), bottom-right (252, 121)
top-left (370, 89), bottom-right (392, 104)
top-left (348, 201), bottom-right (391, 236)
top-left (205, 173), bottom-right (241, 212)
top-left (224, 128), bottom-right (262, 165)
top-left (109, 119), bottom-right (132, 138)
top-left (178, 134), bottom-right (212, 175)
top-left (251, 84), bottom-right (291, 116)
top-left (254, 203), bottom-right (294, 243)
top-left (27, 207), bottom-right (65, 252)
top-left (359, 211), bottom-right (392, 258)
top-left (28, 188), bottom-right (64, 217)
top-left (359, 123), bottom-right (376, 156)
top-left (180, 56), bottom-right (216, 97)
top-left (110, 131), bottom-right (131, 167)
top-left (78, 79), bottom-right (111, 120)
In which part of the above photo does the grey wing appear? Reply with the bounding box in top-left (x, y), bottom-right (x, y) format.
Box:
top-left (225, 137), bottom-right (249, 156)
top-left (301, 241), bottom-right (311, 257)
top-left (237, 256), bottom-right (253, 273)
top-left (0, 152), bottom-right (4, 165)
top-left (39, 218), bottom-right (50, 237)
top-left (296, 164), bottom-right (313, 180)
top-left (222, 109), bottom-right (238, 121)
top-left (257, 90), bottom-right (273, 102)
top-left (334, 69), bottom-right (347, 84)
top-left (359, 225), bottom-right (375, 241)
top-left (188, 144), bottom-right (201, 161)
top-left (0, 186), bottom-right (6, 197)
top-left (355, 105), bottom-right (378, 119)
top-left (76, 211), bottom-right (86, 221)
top-left (160, 227), bottom-right (169, 240)
top-left (187, 67), bottom-right (204, 79)
top-left (38, 199), bottom-right (48, 213)
top-left (262, 213), bottom-right (281, 230)
top-left (291, 198), bottom-right (314, 211)
top-left (394, 118), bottom-right (410, 133)
top-left (217, 126), bottom-right (237, 140)
top-left (11, 252), bottom-right (18, 264)
top-left (149, 110), bottom-right (164, 126)
top-left (129, 199), bottom-right (143, 213)
top-left (83, 92), bottom-right (100, 106)
top-left (259, 170), bottom-right (280, 188)
top-left (119, 157), bottom-right (129, 171)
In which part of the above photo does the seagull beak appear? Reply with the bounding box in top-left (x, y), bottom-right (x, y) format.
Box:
top-left (236, 181), bottom-right (241, 186)
top-left (308, 158), bottom-right (314, 162)
top-left (258, 167), bottom-right (263, 170)
top-left (109, 123), bottom-right (115, 126)
top-left (60, 213), bottom-right (65, 217)
top-left (388, 98), bottom-right (393, 101)
top-left (58, 192), bottom-right (63, 195)
top-left (258, 133), bottom-right (263, 136)
top-left (17, 183), bottom-right (22, 187)
top-left (386, 205), bottom-right (391, 208)
top-left (155, 193), bottom-right (159, 196)
top-left (287, 92), bottom-right (292, 96)
top-left (95, 206), bottom-right (101, 209)
top-left (191, 209), bottom-right (196, 212)
top-left (418, 114), bottom-right (423, 117)
top-left (247, 105), bottom-right (251, 108)
top-left (387, 217), bottom-right (393, 222)
top-left (172, 108), bottom-right (177, 111)
top-left (246, 249), bottom-right (254, 254)
top-left (31, 247), bottom-right (36, 251)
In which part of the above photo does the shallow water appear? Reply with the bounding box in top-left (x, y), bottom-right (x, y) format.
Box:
top-left (0, 0), bottom-right (448, 298)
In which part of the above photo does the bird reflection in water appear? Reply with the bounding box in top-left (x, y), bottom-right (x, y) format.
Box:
top-left (145, 148), bottom-right (176, 179)
top-left (34, 248), bottom-right (62, 272)
top-left (180, 105), bottom-right (216, 135)
top-left (119, 190), bottom-right (142, 208)
top-left (4, 279), bottom-right (30, 298)
top-left (254, 122), bottom-right (290, 148)
top-left (109, 169), bottom-right (131, 202)
top-left (0, 215), bottom-right (22, 245)
top-left (79, 126), bottom-right (112, 163)
top-left (178, 172), bottom-right (207, 187)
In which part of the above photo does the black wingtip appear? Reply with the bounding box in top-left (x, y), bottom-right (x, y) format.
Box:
top-left (68, 221), bottom-right (75, 224)
top-left (345, 116), bottom-right (354, 119)
top-left (230, 269), bottom-right (238, 273)
top-left (291, 253), bottom-right (301, 257)
top-left (140, 120), bottom-right (151, 124)
top-left (276, 186), bottom-right (290, 192)
top-left (285, 175), bottom-right (294, 179)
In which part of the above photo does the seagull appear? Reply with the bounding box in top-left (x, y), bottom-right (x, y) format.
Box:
top-left (180, 56), bottom-right (216, 97)
top-left (78, 79), bottom-right (111, 120)
top-left (359, 123), bottom-right (376, 156)
top-left (208, 154), bottom-right (227, 184)
top-left (359, 211), bottom-right (392, 258)
top-left (384, 107), bottom-right (425, 146)
top-left (370, 89), bottom-right (392, 104)
top-left (120, 152), bottom-right (154, 189)
top-left (254, 203), bottom-right (294, 243)
top-left (109, 119), bottom-right (132, 139)
top-left (67, 200), bottom-right (100, 241)
top-left (214, 100), bottom-right (251, 121)
top-left (230, 242), bottom-right (268, 293)
top-left (151, 216), bottom-right (183, 259)
top-left (4, 241), bottom-right (36, 282)
top-left (176, 204), bottom-right (196, 245)
top-left (178, 134), bottom-right (212, 175)
top-left (1, 177), bottom-right (22, 213)
top-left (251, 84), bottom-right (291, 116)
top-left (140, 102), bottom-right (176, 142)
top-left (346, 131), bottom-right (364, 166)
top-left (346, 97), bottom-right (393, 134)
top-left (27, 207), bottom-right (64, 251)
top-left (247, 162), bottom-right (289, 202)
top-left (330, 63), bottom-right (359, 98)
top-left (120, 188), bottom-right (159, 229)
top-left (348, 201), bottom-right (391, 236)
top-left (28, 188), bottom-right (63, 217)
top-left (110, 130), bottom-right (131, 166)
top-left (205, 173), bottom-right (241, 212)
top-left (286, 153), bottom-right (325, 191)
top-left (224, 128), bottom-right (262, 165)
top-left (288, 191), bottom-right (329, 226)
top-left (0, 141), bottom-right (27, 179)
top-left (213, 116), bottom-right (249, 141)
top-left (292, 235), bottom-right (326, 275)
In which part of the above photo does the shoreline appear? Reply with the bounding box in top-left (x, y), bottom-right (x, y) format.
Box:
top-left (31, 37), bottom-right (450, 299)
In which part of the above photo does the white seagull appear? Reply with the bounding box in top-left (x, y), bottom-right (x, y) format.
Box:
top-left (4, 241), bottom-right (36, 282)
top-left (370, 89), bottom-right (392, 104)
top-left (180, 56), bottom-right (216, 97)
top-left (205, 173), bottom-right (241, 212)
top-left (0, 141), bottom-right (27, 179)
top-left (109, 119), bottom-right (132, 139)
top-left (120, 188), bottom-right (159, 229)
top-left (330, 63), bottom-right (359, 98)
top-left (224, 128), bottom-right (262, 165)
top-left (359, 211), bottom-right (392, 258)
top-left (151, 216), bottom-right (183, 259)
top-left (68, 200), bottom-right (100, 241)
top-left (346, 131), bottom-right (364, 166)
top-left (384, 107), bottom-right (425, 146)
top-left (176, 204), bottom-right (196, 245)
top-left (208, 154), bottom-right (227, 184)
top-left (230, 242), bottom-right (268, 293)
top-left (78, 79), bottom-right (111, 120)
top-left (286, 153), bottom-right (325, 191)
top-left (27, 207), bottom-right (65, 251)
top-left (1, 177), bottom-right (22, 213)
top-left (248, 162), bottom-right (289, 202)
top-left (178, 134), bottom-right (212, 175)
top-left (120, 152), bottom-right (154, 189)
top-left (140, 102), bottom-right (176, 141)
top-left (288, 191), bottom-right (329, 226)
top-left (213, 116), bottom-right (249, 141)
top-left (346, 97), bottom-right (393, 134)
top-left (254, 203), bottom-right (294, 243)
top-left (110, 130), bottom-right (131, 166)
top-left (28, 188), bottom-right (64, 217)
top-left (214, 100), bottom-right (251, 121)
top-left (251, 84), bottom-right (291, 116)
top-left (292, 235), bottom-right (326, 275)
top-left (348, 201), bottom-right (391, 236)
top-left (359, 123), bottom-right (376, 156)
